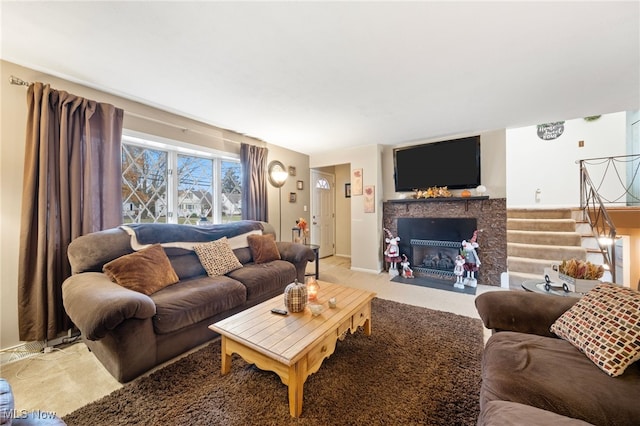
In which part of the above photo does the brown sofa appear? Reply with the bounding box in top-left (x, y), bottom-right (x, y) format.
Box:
top-left (475, 290), bottom-right (640, 426)
top-left (62, 221), bottom-right (315, 383)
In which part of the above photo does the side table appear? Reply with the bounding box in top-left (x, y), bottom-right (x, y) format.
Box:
top-left (305, 244), bottom-right (320, 279)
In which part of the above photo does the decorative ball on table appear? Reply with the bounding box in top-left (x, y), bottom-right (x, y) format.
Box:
top-left (284, 279), bottom-right (307, 313)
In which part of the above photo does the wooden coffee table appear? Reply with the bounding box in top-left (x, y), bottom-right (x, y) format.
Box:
top-left (209, 281), bottom-right (376, 417)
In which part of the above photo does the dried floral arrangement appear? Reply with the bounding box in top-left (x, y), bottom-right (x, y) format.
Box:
top-left (412, 186), bottom-right (452, 199)
top-left (559, 259), bottom-right (604, 280)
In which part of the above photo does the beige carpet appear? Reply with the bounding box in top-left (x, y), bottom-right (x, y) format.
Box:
top-left (62, 298), bottom-right (484, 425)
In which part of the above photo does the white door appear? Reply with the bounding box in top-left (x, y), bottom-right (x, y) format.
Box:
top-left (310, 170), bottom-right (335, 258)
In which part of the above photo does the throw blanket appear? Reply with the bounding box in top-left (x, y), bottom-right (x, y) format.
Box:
top-left (120, 221), bottom-right (264, 251)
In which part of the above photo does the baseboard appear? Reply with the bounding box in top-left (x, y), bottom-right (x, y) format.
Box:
top-left (350, 266), bottom-right (381, 274)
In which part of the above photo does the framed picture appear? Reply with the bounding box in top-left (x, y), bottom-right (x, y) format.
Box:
top-left (289, 192), bottom-right (297, 203)
top-left (352, 168), bottom-right (363, 195)
top-left (345, 183), bottom-right (351, 198)
top-left (296, 180), bottom-right (303, 190)
top-left (288, 166), bottom-right (296, 176)
top-left (364, 185), bottom-right (375, 213)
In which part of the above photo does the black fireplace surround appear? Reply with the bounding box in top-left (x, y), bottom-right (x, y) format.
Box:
top-left (397, 218), bottom-right (477, 279)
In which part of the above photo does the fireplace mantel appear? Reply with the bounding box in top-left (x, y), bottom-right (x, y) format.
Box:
top-left (383, 197), bottom-right (506, 286)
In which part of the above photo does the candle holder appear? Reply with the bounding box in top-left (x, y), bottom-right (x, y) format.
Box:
top-left (306, 277), bottom-right (320, 302)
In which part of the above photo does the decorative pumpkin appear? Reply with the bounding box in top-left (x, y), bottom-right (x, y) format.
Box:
top-left (284, 279), bottom-right (307, 313)
top-left (461, 189), bottom-right (472, 198)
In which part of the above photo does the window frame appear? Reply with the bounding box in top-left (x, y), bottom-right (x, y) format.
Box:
top-left (121, 130), bottom-right (241, 224)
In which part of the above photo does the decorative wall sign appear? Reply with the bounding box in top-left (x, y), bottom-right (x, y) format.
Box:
top-left (537, 121), bottom-right (565, 140)
top-left (289, 192), bottom-right (297, 203)
top-left (352, 168), bottom-right (363, 195)
top-left (364, 185), bottom-right (375, 213)
top-left (288, 166), bottom-right (296, 176)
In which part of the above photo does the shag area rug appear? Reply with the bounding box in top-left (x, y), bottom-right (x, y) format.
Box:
top-left (63, 298), bottom-right (484, 425)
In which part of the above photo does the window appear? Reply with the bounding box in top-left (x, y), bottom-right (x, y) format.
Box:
top-left (121, 134), bottom-right (242, 224)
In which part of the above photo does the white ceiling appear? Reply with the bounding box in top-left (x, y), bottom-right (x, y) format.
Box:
top-left (2, 1), bottom-right (638, 155)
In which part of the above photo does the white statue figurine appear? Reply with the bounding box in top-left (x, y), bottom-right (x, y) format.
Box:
top-left (400, 254), bottom-right (414, 279)
top-left (461, 230), bottom-right (481, 287)
top-left (383, 228), bottom-right (401, 277)
top-left (453, 254), bottom-right (465, 289)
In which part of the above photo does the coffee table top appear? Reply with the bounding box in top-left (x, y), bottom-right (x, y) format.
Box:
top-left (209, 281), bottom-right (376, 366)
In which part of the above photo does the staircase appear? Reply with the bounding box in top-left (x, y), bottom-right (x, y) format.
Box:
top-left (507, 208), bottom-right (588, 289)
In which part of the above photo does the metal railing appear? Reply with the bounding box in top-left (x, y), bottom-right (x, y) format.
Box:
top-left (578, 153), bottom-right (640, 283)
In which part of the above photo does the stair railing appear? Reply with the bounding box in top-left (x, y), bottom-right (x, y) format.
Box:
top-left (579, 165), bottom-right (615, 281)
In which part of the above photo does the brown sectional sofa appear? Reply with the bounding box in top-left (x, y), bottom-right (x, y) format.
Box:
top-left (475, 290), bottom-right (640, 426)
top-left (62, 221), bottom-right (315, 383)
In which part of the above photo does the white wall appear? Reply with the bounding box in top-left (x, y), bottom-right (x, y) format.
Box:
top-left (506, 112), bottom-right (627, 207)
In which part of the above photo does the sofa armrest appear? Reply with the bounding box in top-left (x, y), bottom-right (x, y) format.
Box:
top-left (475, 291), bottom-right (580, 338)
top-left (276, 242), bottom-right (316, 281)
top-left (62, 272), bottom-right (156, 340)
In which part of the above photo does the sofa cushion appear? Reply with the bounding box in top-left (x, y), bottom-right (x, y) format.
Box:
top-left (102, 244), bottom-right (179, 295)
top-left (550, 283), bottom-right (640, 377)
top-left (479, 401), bottom-right (594, 426)
top-left (169, 252), bottom-right (207, 280)
top-left (150, 276), bottom-right (246, 335)
top-left (227, 260), bottom-right (296, 301)
top-left (481, 331), bottom-right (640, 426)
top-left (193, 237), bottom-right (243, 277)
top-left (247, 233), bottom-right (281, 264)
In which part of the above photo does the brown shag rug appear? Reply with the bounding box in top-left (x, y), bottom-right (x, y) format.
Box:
top-left (63, 298), bottom-right (484, 425)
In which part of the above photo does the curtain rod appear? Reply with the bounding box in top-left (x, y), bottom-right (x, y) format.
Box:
top-left (9, 74), bottom-right (248, 146)
top-left (9, 75), bottom-right (31, 86)
top-left (125, 111), bottom-right (242, 145)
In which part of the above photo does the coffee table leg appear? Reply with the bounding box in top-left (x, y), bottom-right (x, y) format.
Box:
top-left (288, 362), bottom-right (304, 417)
top-left (221, 336), bottom-right (231, 374)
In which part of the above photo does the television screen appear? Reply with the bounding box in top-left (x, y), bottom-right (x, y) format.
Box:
top-left (393, 136), bottom-right (481, 191)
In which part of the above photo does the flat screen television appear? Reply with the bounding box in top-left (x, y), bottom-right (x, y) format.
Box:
top-left (393, 136), bottom-right (481, 192)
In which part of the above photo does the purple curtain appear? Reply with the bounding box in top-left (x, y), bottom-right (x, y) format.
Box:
top-left (240, 143), bottom-right (268, 221)
top-left (18, 82), bottom-right (123, 341)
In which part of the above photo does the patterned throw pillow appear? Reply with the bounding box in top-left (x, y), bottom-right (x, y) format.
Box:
top-left (103, 244), bottom-right (179, 295)
top-left (194, 237), bottom-right (243, 277)
top-left (550, 283), bottom-right (640, 377)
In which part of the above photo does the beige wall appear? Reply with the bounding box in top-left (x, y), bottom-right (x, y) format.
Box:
top-left (334, 164), bottom-right (351, 257)
top-left (312, 144), bottom-right (384, 273)
top-left (381, 129), bottom-right (507, 201)
top-left (0, 60), bottom-right (309, 350)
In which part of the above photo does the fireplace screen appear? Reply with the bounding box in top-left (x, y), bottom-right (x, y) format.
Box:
top-left (410, 239), bottom-right (462, 278)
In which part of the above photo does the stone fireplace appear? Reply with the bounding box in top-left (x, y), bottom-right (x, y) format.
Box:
top-left (383, 198), bottom-right (506, 286)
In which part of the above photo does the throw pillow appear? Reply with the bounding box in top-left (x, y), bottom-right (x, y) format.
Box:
top-left (103, 244), bottom-right (179, 295)
top-left (193, 237), bottom-right (243, 277)
top-left (247, 233), bottom-right (281, 264)
top-left (550, 283), bottom-right (640, 377)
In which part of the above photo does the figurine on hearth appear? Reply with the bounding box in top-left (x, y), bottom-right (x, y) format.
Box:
top-left (400, 254), bottom-right (414, 279)
top-left (383, 228), bottom-right (402, 277)
top-left (453, 254), bottom-right (466, 289)
top-left (461, 230), bottom-right (481, 287)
